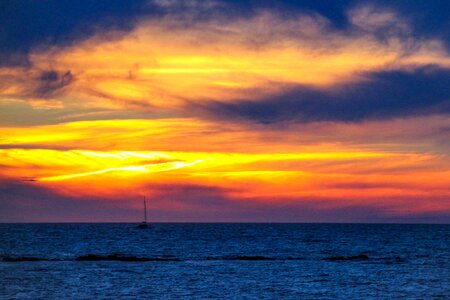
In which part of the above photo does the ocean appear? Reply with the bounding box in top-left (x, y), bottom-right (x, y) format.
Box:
top-left (0, 223), bottom-right (448, 299)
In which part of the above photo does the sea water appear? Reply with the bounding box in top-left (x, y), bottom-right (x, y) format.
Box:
top-left (0, 223), bottom-right (448, 299)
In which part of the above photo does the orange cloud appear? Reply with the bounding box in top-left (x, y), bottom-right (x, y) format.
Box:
top-left (1, 7), bottom-right (449, 112)
top-left (1, 118), bottom-right (449, 216)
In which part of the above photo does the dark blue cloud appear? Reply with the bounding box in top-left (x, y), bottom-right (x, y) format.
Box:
top-left (376, 0), bottom-right (450, 49)
top-left (264, 0), bottom-right (450, 48)
top-left (0, 0), bottom-right (148, 66)
top-left (200, 66), bottom-right (450, 123)
top-left (35, 70), bottom-right (73, 98)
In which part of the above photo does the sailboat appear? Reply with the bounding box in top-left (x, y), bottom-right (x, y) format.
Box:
top-left (138, 196), bottom-right (150, 229)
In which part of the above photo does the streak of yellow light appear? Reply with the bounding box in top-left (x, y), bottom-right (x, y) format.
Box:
top-left (39, 159), bottom-right (203, 182)
top-left (0, 145), bottom-right (419, 187)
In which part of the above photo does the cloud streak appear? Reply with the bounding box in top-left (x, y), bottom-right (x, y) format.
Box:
top-left (1, 4), bottom-right (449, 114)
top-left (199, 66), bottom-right (450, 123)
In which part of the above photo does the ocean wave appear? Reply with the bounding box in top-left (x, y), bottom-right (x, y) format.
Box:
top-left (75, 254), bottom-right (182, 262)
top-left (322, 254), bottom-right (369, 261)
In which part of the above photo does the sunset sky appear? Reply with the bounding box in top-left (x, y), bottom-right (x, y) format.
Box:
top-left (1, 0), bottom-right (449, 222)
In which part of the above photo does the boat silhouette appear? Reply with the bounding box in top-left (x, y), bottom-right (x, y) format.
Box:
top-left (138, 196), bottom-right (150, 229)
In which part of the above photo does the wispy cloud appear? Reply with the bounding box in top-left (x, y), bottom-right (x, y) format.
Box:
top-left (1, 4), bottom-right (449, 115)
top-left (1, 1), bottom-right (449, 222)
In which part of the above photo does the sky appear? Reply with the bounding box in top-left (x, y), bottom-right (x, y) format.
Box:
top-left (0, 0), bottom-right (449, 223)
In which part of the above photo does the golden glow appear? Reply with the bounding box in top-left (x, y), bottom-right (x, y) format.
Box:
top-left (1, 5), bottom-right (450, 220)
top-left (1, 117), bottom-right (449, 216)
top-left (39, 159), bottom-right (204, 182)
top-left (2, 10), bottom-right (449, 111)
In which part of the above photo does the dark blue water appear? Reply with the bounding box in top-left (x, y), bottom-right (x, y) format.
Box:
top-left (0, 224), bottom-right (448, 299)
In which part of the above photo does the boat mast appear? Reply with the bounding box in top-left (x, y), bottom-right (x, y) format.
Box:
top-left (144, 196), bottom-right (147, 223)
